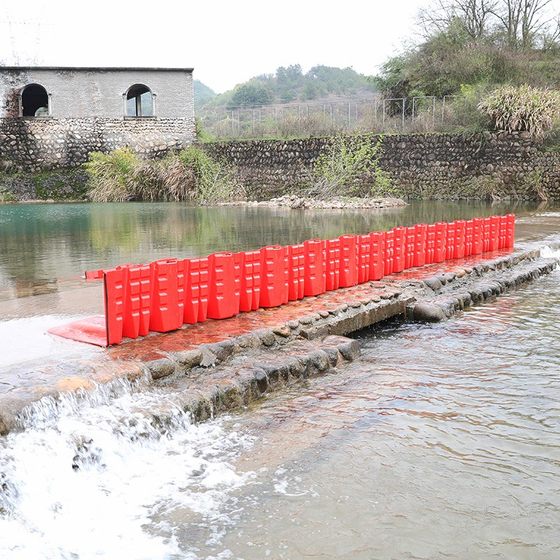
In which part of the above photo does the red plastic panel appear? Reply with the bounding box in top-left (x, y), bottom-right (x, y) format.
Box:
top-left (446, 222), bottom-right (456, 260)
top-left (339, 234), bottom-right (359, 287)
top-left (489, 215), bottom-right (500, 252)
top-left (357, 234), bottom-right (372, 284)
top-left (304, 239), bottom-right (326, 296)
top-left (392, 227), bottom-right (406, 273)
top-left (48, 315), bottom-right (108, 347)
top-left (405, 226), bottom-right (415, 269)
top-left (499, 215), bottom-right (508, 249)
top-left (207, 252), bottom-right (241, 319)
top-left (325, 239), bottom-right (341, 291)
top-left (149, 259), bottom-right (182, 333)
top-left (260, 245), bottom-right (287, 308)
top-left (84, 269), bottom-right (104, 281)
top-left (288, 244), bottom-right (305, 301)
top-left (506, 214), bottom-right (515, 248)
top-left (482, 217), bottom-right (492, 253)
top-left (425, 225), bottom-right (436, 265)
top-left (384, 231), bottom-right (395, 275)
top-left (183, 258), bottom-right (199, 324)
top-left (118, 264), bottom-right (151, 339)
top-left (369, 232), bottom-right (385, 281)
top-left (414, 224), bottom-right (427, 267)
top-left (104, 268), bottom-right (125, 345)
top-left (197, 257), bottom-right (210, 322)
top-left (239, 250), bottom-right (262, 312)
top-left (434, 222), bottom-right (447, 263)
top-left (465, 220), bottom-right (474, 256)
top-left (454, 220), bottom-right (466, 259)
top-left (472, 218), bottom-right (484, 254)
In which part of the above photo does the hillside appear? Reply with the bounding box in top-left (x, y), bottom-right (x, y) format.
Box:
top-left (199, 65), bottom-right (376, 109)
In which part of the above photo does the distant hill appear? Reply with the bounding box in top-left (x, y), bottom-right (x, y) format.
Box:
top-left (201, 65), bottom-right (376, 109)
top-left (194, 80), bottom-right (217, 107)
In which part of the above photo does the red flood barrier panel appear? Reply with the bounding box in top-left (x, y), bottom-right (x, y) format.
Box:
top-left (207, 252), bottom-right (241, 320)
top-left (465, 220), bottom-right (474, 257)
top-left (304, 239), bottom-right (326, 296)
top-left (384, 231), bottom-right (394, 275)
top-left (119, 264), bottom-right (151, 339)
top-left (472, 218), bottom-right (484, 255)
top-left (53, 214), bottom-right (516, 347)
top-left (425, 225), bottom-right (436, 264)
top-left (369, 232), bottom-right (385, 281)
top-left (288, 244), bottom-right (305, 301)
top-left (454, 220), bottom-right (466, 260)
top-left (260, 245), bottom-right (287, 308)
top-left (414, 224), bottom-right (427, 267)
top-left (149, 259), bottom-right (182, 333)
top-left (339, 235), bottom-right (359, 288)
top-left (325, 239), bottom-right (341, 291)
top-left (405, 227), bottom-right (416, 269)
top-left (239, 250), bottom-right (262, 312)
top-left (392, 227), bottom-right (406, 273)
top-left (357, 234), bottom-right (372, 284)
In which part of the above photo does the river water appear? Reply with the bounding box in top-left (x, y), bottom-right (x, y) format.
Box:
top-left (0, 203), bottom-right (559, 559)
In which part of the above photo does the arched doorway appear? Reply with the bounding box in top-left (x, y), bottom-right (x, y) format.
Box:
top-left (125, 84), bottom-right (154, 117)
top-left (21, 84), bottom-right (49, 117)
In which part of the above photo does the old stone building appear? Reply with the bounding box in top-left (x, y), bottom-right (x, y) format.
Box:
top-left (0, 66), bottom-right (195, 170)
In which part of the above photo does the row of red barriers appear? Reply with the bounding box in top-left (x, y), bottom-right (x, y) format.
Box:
top-left (69, 214), bottom-right (515, 346)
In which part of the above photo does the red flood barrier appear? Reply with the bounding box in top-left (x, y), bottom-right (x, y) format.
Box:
top-left (119, 264), bottom-right (151, 339)
top-left (369, 232), bottom-right (385, 281)
top-left (384, 231), bottom-right (394, 275)
top-left (239, 250), bottom-right (261, 312)
top-left (414, 224), bottom-right (427, 267)
top-left (454, 220), bottom-right (466, 259)
top-left (357, 234), bottom-right (372, 284)
top-left (304, 239), bottom-right (326, 296)
top-left (405, 226), bottom-right (415, 269)
top-left (207, 252), bottom-right (241, 320)
top-left (392, 227), bottom-right (406, 273)
top-left (425, 225), bottom-right (436, 264)
top-left (325, 239), bottom-right (341, 291)
top-left (472, 218), bottom-right (484, 254)
top-left (53, 213), bottom-right (517, 347)
top-left (433, 222), bottom-right (446, 263)
top-left (149, 259), bottom-right (182, 333)
top-left (288, 244), bottom-right (305, 301)
top-left (260, 245), bottom-right (287, 308)
top-left (339, 235), bottom-right (359, 287)
top-left (465, 220), bottom-right (474, 256)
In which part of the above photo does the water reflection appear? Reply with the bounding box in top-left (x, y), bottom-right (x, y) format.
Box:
top-left (0, 200), bottom-right (542, 301)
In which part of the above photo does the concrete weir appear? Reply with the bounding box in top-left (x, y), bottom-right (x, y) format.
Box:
top-left (1, 248), bottom-right (558, 435)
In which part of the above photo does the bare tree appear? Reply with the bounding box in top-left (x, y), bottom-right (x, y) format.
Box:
top-left (418, 0), bottom-right (496, 39)
top-left (492, 0), bottom-right (556, 48)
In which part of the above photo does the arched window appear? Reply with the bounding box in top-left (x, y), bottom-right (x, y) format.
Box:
top-left (21, 84), bottom-right (49, 117)
top-left (125, 84), bottom-right (154, 117)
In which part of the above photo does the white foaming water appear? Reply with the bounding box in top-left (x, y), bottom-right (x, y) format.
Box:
top-left (540, 245), bottom-right (560, 260)
top-left (0, 380), bottom-right (252, 560)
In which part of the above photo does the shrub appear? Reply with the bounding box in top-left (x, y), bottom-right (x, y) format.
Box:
top-left (308, 135), bottom-right (393, 198)
top-left (85, 146), bottom-right (244, 204)
top-left (478, 85), bottom-right (560, 138)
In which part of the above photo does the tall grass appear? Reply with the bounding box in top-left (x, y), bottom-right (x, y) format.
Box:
top-left (85, 147), bottom-right (245, 204)
top-left (478, 85), bottom-right (560, 138)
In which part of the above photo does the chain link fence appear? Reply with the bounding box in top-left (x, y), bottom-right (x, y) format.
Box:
top-left (198, 95), bottom-right (475, 139)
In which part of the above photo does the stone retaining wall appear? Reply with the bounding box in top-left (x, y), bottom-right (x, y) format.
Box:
top-left (0, 116), bottom-right (195, 172)
top-left (204, 132), bottom-right (560, 200)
